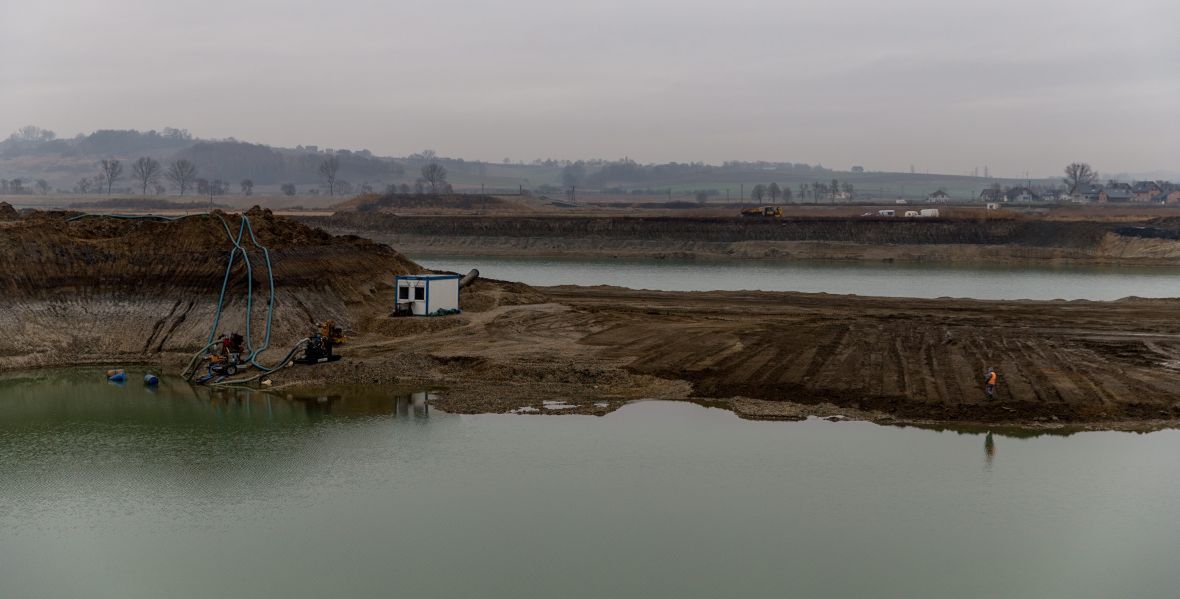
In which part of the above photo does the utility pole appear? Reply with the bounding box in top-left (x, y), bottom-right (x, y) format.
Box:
top-left (740, 183), bottom-right (744, 207)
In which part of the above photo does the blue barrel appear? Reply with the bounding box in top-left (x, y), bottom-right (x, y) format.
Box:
top-left (107, 371), bottom-right (126, 383)
top-left (143, 374), bottom-right (159, 386)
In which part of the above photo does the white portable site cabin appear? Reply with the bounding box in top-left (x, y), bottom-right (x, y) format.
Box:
top-left (878, 209), bottom-right (896, 217)
top-left (394, 274), bottom-right (461, 316)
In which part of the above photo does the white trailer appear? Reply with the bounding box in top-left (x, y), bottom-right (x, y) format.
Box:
top-left (878, 209), bottom-right (896, 217)
top-left (919, 209), bottom-right (940, 217)
top-left (394, 274), bottom-right (461, 316)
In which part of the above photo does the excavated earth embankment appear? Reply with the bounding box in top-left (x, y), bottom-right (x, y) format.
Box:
top-left (314, 213), bottom-right (1180, 265)
top-left (0, 208), bottom-right (422, 370)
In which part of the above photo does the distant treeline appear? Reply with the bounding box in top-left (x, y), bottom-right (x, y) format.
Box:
top-left (6, 126), bottom-right (953, 197)
top-left (1, 126), bottom-right (195, 158)
top-left (0, 127), bottom-right (403, 187)
top-left (559, 158), bottom-right (834, 188)
top-left (176, 142), bottom-right (402, 185)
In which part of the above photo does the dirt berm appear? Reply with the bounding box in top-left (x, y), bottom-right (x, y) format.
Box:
top-left (315, 213), bottom-right (1180, 265)
top-left (0, 208), bottom-right (422, 370)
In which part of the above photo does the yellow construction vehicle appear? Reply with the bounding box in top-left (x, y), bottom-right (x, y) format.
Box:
top-left (741, 206), bottom-right (783, 217)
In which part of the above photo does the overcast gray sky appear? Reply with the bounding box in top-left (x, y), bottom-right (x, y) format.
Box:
top-left (2, 0), bottom-right (1177, 176)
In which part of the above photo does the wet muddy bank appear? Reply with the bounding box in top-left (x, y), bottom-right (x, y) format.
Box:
top-left (12, 280), bottom-right (1180, 430)
top-left (200, 284), bottom-right (1180, 430)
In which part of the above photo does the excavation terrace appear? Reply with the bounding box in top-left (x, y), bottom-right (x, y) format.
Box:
top-left (6, 207), bottom-right (1180, 429)
top-left (314, 211), bottom-right (1180, 266)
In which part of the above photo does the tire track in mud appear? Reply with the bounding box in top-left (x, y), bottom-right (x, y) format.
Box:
top-left (555, 286), bottom-right (1180, 423)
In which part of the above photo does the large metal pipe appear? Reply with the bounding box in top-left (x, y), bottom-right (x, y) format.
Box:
top-left (459, 268), bottom-right (480, 288)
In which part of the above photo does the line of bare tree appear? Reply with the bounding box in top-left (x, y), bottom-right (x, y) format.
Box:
top-left (77, 157), bottom-right (199, 196)
top-left (317, 155), bottom-right (451, 196)
top-left (749, 180), bottom-right (854, 204)
top-left (70, 153), bottom-right (455, 198)
top-left (0, 178), bottom-right (52, 195)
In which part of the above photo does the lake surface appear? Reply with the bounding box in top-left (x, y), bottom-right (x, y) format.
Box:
top-left (418, 254), bottom-right (1180, 300)
top-left (3, 371), bottom-right (1179, 598)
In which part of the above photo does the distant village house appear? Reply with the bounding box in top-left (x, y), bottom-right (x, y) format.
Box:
top-left (1094, 180), bottom-right (1178, 204)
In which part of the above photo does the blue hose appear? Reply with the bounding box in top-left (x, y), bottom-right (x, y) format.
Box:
top-left (206, 213), bottom-right (284, 373)
top-left (72, 211), bottom-right (288, 376)
top-left (242, 218), bottom-right (276, 366)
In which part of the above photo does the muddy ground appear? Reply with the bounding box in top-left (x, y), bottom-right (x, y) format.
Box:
top-left (6, 209), bottom-right (1180, 429)
top-left (265, 284), bottom-right (1180, 429)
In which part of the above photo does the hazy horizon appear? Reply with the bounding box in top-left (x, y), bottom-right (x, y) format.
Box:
top-left (2, 0), bottom-right (1177, 178)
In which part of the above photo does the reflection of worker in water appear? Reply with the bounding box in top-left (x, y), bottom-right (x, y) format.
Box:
top-left (984, 367), bottom-right (998, 400)
top-left (984, 431), bottom-right (995, 467)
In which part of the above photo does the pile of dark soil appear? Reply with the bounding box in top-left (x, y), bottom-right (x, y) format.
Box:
top-left (0, 206), bottom-right (422, 296)
top-left (0, 207), bottom-right (433, 370)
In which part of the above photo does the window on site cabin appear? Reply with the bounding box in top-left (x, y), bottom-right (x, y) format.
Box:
top-left (398, 286), bottom-right (410, 300)
top-left (414, 286), bottom-right (425, 300)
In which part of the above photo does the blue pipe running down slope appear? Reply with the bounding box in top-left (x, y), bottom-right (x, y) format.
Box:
top-left (69, 211), bottom-right (291, 379)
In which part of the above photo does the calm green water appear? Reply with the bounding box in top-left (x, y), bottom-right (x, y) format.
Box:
top-left (418, 254), bottom-right (1180, 300)
top-left (3, 371), bottom-right (1180, 598)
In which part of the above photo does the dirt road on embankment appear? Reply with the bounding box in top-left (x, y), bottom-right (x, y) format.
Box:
top-left (7, 207), bottom-right (1180, 429)
top-left (312, 213), bottom-right (1180, 266)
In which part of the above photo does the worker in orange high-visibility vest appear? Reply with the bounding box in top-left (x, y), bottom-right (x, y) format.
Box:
top-left (984, 367), bottom-right (997, 399)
